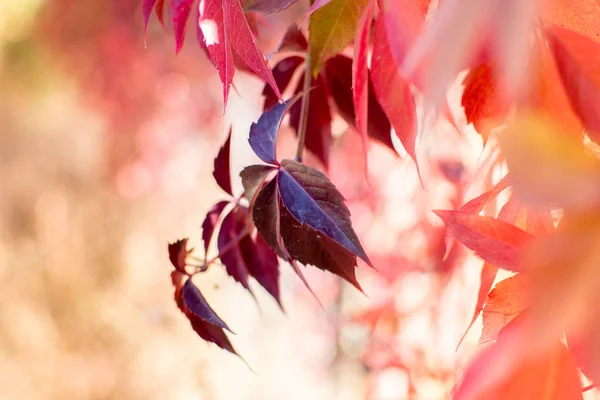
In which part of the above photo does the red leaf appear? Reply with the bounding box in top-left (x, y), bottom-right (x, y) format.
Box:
top-left (180, 278), bottom-right (233, 332)
top-left (289, 75), bottom-right (333, 168)
top-left (213, 128), bottom-right (233, 196)
top-left (352, 0), bottom-right (374, 163)
top-left (459, 175), bottom-right (510, 214)
top-left (218, 208), bottom-right (252, 290)
top-left (434, 210), bottom-right (535, 271)
top-left (225, 0), bottom-right (281, 99)
top-left (197, 0), bottom-right (282, 106)
top-left (156, 0), bottom-right (167, 27)
top-left (201, 201), bottom-right (229, 253)
top-left (168, 238), bottom-right (193, 272)
top-left (371, 14), bottom-right (417, 166)
top-left (455, 326), bottom-right (582, 400)
top-left (462, 64), bottom-right (509, 141)
top-left (545, 27), bottom-right (600, 142)
top-left (380, 0), bottom-right (424, 74)
top-left (171, 0), bottom-right (194, 53)
top-left (199, 0), bottom-right (235, 105)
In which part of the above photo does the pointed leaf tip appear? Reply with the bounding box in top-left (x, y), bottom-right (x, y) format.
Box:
top-left (168, 238), bottom-right (192, 272)
top-left (249, 99), bottom-right (292, 164)
top-left (182, 279), bottom-right (233, 333)
top-left (213, 129), bottom-right (234, 196)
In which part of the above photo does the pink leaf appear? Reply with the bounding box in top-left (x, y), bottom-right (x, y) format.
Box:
top-left (171, 0), bottom-right (194, 53)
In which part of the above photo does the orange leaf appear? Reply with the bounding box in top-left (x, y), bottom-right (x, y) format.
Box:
top-left (542, 0), bottom-right (600, 41)
top-left (545, 27), bottom-right (600, 142)
top-left (434, 210), bottom-right (535, 271)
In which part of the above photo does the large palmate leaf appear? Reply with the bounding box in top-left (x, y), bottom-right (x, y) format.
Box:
top-left (309, 0), bottom-right (368, 75)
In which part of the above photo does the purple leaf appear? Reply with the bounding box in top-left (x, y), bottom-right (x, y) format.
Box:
top-left (324, 55), bottom-right (395, 152)
top-left (181, 279), bottom-right (233, 332)
top-left (218, 208), bottom-right (252, 291)
top-left (263, 56), bottom-right (304, 110)
top-left (187, 313), bottom-right (238, 354)
top-left (277, 159), bottom-right (371, 266)
top-left (201, 201), bottom-right (229, 253)
top-left (289, 74), bottom-right (333, 168)
top-left (244, 0), bottom-right (299, 14)
top-left (171, 0), bottom-right (194, 53)
top-left (249, 99), bottom-right (292, 165)
top-left (213, 129), bottom-right (234, 196)
top-left (240, 165), bottom-right (276, 203)
top-left (168, 238), bottom-right (192, 272)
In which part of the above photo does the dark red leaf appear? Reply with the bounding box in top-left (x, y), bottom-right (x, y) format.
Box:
top-left (213, 129), bottom-right (234, 196)
top-left (545, 27), bottom-right (600, 142)
top-left (243, 0), bottom-right (298, 14)
top-left (249, 99), bottom-right (292, 165)
top-left (156, 0), bottom-right (166, 26)
top-left (240, 164), bottom-right (276, 203)
top-left (262, 56), bottom-right (304, 110)
top-left (275, 24), bottom-right (308, 53)
top-left (171, 0), bottom-right (194, 53)
top-left (181, 278), bottom-right (233, 332)
top-left (172, 275), bottom-right (238, 354)
top-left (201, 201), bottom-right (229, 253)
top-left (168, 238), bottom-right (192, 272)
top-left (289, 75), bottom-right (333, 168)
top-left (218, 208), bottom-right (252, 290)
top-left (434, 210), bottom-right (535, 271)
top-left (371, 14), bottom-right (418, 165)
top-left (325, 55), bottom-right (394, 151)
top-left (278, 159), bottom-right (371, 265)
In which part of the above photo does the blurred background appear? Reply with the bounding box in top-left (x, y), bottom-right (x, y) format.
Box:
top-left (0, 1), bottom-right (494, 399)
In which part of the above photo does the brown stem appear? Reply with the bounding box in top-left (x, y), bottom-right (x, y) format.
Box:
top-left (295, 44), bottom-right (312, 163)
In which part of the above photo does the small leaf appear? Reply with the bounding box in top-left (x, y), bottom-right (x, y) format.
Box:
top-left (240, 165), bottom-right (276, 203)
top-left (249, 99), bottom-right (292, 164)
top-left (213, 129), bottom-right (234, 196)
top-left (171, 0), bottom-right (194, 53)
top-left (243, 0), bottom-right (298, 14)
top-left (462, 64), bottom-right (508, 141)
top-left (289, 75), bottom-right (333, 168)
top-left (434, 210), bottom-right (535, 271)
top-left (278, 159), bottom-right (371, 265)
top-left (459, 175), bottom-right (510, 214)
top-left (201, 201), bottom-right (229, 253)
top-left (480, 274), bottom-right (531, 344)
top-left (371, 15), bottom-right (418, 165)
top-left (181, 278), bottom-right (233, 332)
top-left (309, 0), bottom-right (368, 75)
top-left (262, 56), bottom-right (304, 110)
top-left (545, 27), bottom-right (600, 142)
top-left (168, 238), bottom-right (192, 272)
